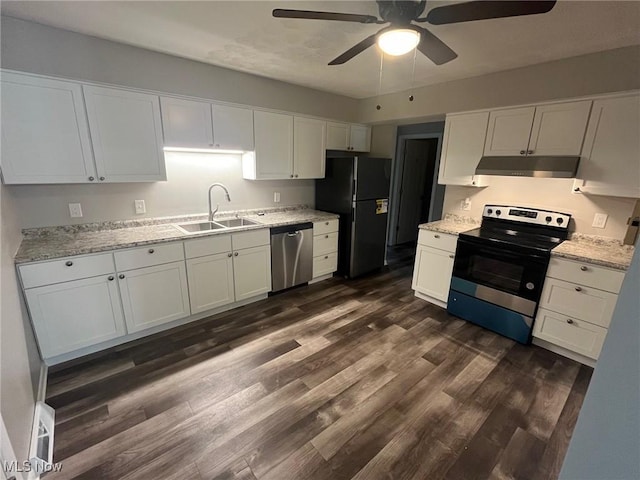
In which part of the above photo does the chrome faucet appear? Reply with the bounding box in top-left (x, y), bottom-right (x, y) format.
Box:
top-left (208, 183), bottom-right (231, 221)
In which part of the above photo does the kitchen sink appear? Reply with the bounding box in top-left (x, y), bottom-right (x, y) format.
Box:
top-left (174, 217), bottom-right (259, 234)
top-left (214, 218), bottom-right (259, 228)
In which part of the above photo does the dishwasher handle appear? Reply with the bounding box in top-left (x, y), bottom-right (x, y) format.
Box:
top-left (286, 231), bottom-right (301, 237)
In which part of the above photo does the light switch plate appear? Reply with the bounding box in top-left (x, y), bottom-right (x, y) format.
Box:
top-left (592, 213), bottom-right (608, 228)
top-left (461, 198), bottom-right (472, 211)
top-left (135, 200), bottom-right (146, 214)
top-left (273, 192), bottom-right (281, 203)
top-left (68, 203), bottom-right (83, 218)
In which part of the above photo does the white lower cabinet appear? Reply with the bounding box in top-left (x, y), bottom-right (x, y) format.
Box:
top-left (533, 257), bottom-right (625, 362)
top-left (312, 219), bottom-right (339, 279)
top-left (118, 261), bottom-right (190, 333)
top-left (411, 230), bottom-right (457, 307)
top-left (25, 275), bottom-right (126, 358)
top-left (186, 253), bottom-right (235, 314)
top-left (233, 245), bottom-right (272, 301)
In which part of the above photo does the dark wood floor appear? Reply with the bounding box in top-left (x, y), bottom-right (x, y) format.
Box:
top-left (45, 246), bottom-right (592, 480)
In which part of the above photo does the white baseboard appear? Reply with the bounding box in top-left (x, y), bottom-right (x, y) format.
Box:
top-left (308, 273), bottom-right (333, 285)
top-left (532, 338), bottom-right (597, 367)
top-left (414, 290), bottom-right (447, 309)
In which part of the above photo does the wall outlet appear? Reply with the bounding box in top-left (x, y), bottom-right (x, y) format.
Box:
top-left (273, 192), bottom-right (281, 203)
top-left (592, 213), bottom-right (608, 228)
top-left (68, 203), bottom-right (83, 218)
top-left (461, 197), bottom-right (472, 211)
top-left (135, 199), bottom-right (146, 214)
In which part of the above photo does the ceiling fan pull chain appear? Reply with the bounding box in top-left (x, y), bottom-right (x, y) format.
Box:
top-left (376, 52), bottom-right (384, 111)
top-left (409, 46), bottom-right (417, 102)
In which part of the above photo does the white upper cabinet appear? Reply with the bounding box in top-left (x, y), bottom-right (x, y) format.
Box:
top-left (484, 101), bottom-right (591, 157)
top-left (326, 122), bottom-right (371, 152)
top-left (244, 110), bottom-right (294, 179)
top-left (575, 93), bottom-right (640, 198)
top-left (84, 85), bottom-right (166, 182)
top-left (161, 97), bottom-right (214, 148)
top-left (212, 104), bottom-right (254, 151)
top-left (438, 111), bottom-right (489, 186)
top-left (294, 117), bottom-right (326, 179)
top-left (1, 72), bottom-right (96, 184)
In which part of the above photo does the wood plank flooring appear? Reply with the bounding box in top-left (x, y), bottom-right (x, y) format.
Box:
top-left (45, 247), bottom-right (592, 480)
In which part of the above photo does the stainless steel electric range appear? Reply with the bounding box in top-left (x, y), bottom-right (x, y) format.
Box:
top-left (447, 205), bottom-right (571, 344)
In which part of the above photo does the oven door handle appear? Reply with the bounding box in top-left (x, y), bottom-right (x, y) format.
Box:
top-left (455, 238), bottom-right (549, 263)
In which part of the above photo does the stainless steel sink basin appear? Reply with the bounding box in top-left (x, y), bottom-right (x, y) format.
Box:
top-left (174, 221), bottom-right (227, 234)
top-left (174, 217), bottom-right (259, 234)
top-left (214, 218), bottom-right (259, 228)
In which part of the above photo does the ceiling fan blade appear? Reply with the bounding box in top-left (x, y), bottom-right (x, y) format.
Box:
top-left (328, 33), bottom-right (379, 65)
top-left (426, 1), bottom-right (556, 25)
top-left (273, 9), bottom-right (383, 24)
top-left (412, 26), bottom-right (458, 65)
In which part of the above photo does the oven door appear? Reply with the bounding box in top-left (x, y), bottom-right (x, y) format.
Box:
top-left (451, 237), bottom-right (548, 316)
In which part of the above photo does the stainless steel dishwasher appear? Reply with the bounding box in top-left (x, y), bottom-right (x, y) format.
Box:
top-left (270, 222), bottom-right (313, 292)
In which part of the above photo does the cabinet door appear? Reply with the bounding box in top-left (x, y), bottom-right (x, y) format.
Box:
top-left (411, 245), bottom-right (454, 302)
top-left (84, 85), bottom-right (166, 182)
top-left (253, 110), bottom-right (293, 179)
top-left (438, 111), bottom-right (489, 186)
top-left (484, 107), bottom-right (535, 156)
top-left (118, 261), bottom-right (190, 333)
top-left (575, 94), bottom-right (640, 198)
top-left (1, 72), bottom-right (96, 184)
top-left (25, 275), bottom-right (125, 358)
top-left (212, 104), bottom-right (254, 151)
top-left (349, 125), bottom-right (371, 152)
top-left (160, 97), bottom-right (214, 148)
top-left (294, 117), bottom-right (326, 179)
top-left (326, 122), bottom-right (350, 150)
top-left (186, 253), bottom-right (235, 314)
top-left (528, 101), bottom-right (591, 156)
top-left (233, 245), bottom-right (272, 301)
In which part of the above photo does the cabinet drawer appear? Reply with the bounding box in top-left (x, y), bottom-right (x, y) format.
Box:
top-left (184, 234), bottom-right (232, 259)
top-left (417, 230), bottom-right (457, 252)
top-left (20, 253), bottom-right (115, 289)
top-left (547, 257), bottom-right (625, 293)
top-left (313, 219), bottom-right (339, 236)
top-left (313, 252), bottom-right (338, 278)
top-left (533, 308), bottom-right (607, 360)
top-left (313, 232), bottom-right (339, 256)
top-left (114, 242), bottom-right (184, 271)
top-left (232, 229), bottom-right (270, 250)
top-left (539, 277), bottom-right (618, 328)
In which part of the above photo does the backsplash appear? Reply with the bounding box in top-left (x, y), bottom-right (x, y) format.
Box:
top-left (443, 176), bottom-right (638, 240)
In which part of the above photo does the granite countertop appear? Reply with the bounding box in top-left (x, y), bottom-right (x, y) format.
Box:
top-left (15, 205), bottom-right (339, 264)
top-left (418, 214), bottom-right (480, 236)
top-left (551, 233), bottom-right (635, 271)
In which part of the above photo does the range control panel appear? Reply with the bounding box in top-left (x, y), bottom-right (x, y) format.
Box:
top-left (483, 205), bottom-right (571, 229)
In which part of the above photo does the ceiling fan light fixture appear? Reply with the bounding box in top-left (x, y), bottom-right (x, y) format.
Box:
top-left (377, 28), bottom-right (420, 56)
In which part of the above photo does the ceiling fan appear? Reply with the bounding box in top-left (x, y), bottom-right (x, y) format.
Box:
top-left (273, 1), bottom-right (557, 66)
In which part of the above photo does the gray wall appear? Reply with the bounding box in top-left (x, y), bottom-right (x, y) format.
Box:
top-left (559, 242), bottom-right (640, 480)
top-left (0, 181), bottom-right (42, 464)
top-left (1, 16), bottom-right (359, 121)
top-left (359, 45), bottom-right (640, 124)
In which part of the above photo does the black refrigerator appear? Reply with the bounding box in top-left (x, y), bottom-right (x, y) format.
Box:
top-left (316, 155), bottom-right (392, 278)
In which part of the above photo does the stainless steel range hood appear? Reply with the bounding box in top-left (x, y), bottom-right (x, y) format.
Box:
top-left (475, 156), bottom-right (580, 178)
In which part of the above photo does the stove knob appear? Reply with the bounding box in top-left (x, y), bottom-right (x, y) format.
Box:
top-left (496, 209), bottom-right (501, 216)
top-left (487, 209), bottom-right (493, 215)
top-left (545, 216), bottom-right (552, 223)
top-left (556, 218), bottom-right (564, 225)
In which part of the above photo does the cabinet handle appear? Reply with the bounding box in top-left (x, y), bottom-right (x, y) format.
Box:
top-left (148, 248), bottom-right (155, 254)
top-left (108, 276), bottom-right (114, 281)
top-left (580, 266), bottom-right (588, 271)
top-left (99, 176), bottom-right (105, 181)
top-left (325, 255), bottom-right (329, 259)
top-left (566, 318), bottom-right (574, 325)
top-left (527, 150), bottom-right (534, 155)
top-left (434, 234), bottom-right (440, 238)
top-left (519, 150), bottom-right (526, 155)
top-left (295, 174), bottom-right (299, 178)
top-left (325, 235), bottom-right (329, 239)
top-left (575, 286), bottom-right (582, 292)
top-left (234, 252), bottom-right (239, 257)
top-left (290, 174), bottom-right (294, 178)
top-left (228, 252), bottom-right (232, 257)
top-left (119, 274), bottom-right (125, 279)
top-left (88, 176), bottom-right (95, 181)
top-left (325, 222), bottom-right (329, 225)
top-left (449, 254), bottom-right (454, 259)
top-left (65, 261), bottom-right (73, 267)
top-left (215, 144), bottom-right (220, 148)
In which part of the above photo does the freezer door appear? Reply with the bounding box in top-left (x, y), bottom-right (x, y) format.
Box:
top-left (350, 199), bottom-right (388, 278)
top-left (354, 157), bottom-right (391, 201)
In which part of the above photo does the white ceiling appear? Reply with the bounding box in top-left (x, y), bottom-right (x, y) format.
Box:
top-left (2, 1), bottom-right (639, 99)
